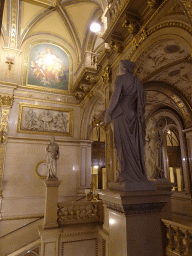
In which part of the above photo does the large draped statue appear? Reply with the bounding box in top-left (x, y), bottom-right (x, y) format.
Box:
top-left (46, 136), bottom-right (59, 178)
top-left (104, 60), bottom-right (155, 190)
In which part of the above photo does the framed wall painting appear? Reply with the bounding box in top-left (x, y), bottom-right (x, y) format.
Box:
top-left (24, 42), bottom-right (72, 93)
top-left (17, 103), bottom-right (73, 136)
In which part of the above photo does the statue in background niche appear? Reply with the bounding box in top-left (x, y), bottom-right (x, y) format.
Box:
top-left (146, 118), bottom-right (165, 179)
top-left (46, 136), bottom-right (59, 178)
top-left (104, 60), bottom-right (155, 189)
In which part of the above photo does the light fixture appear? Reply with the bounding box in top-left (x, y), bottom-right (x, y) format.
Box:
top-left (109, 218), bottom-right (115, 225)
top-left (90, 22), bottom-right (101, 33)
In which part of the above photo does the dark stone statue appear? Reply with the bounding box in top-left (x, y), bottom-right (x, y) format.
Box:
top-left (104, 60), bottom-right (155, 190)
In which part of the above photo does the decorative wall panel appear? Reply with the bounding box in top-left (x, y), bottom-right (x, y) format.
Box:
top-left (17, 103), bottom-right (73, 136)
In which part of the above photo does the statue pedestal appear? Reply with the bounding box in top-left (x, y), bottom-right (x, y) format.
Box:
top-left (109, 180), bottom-right (156, 191)
top-left (98, 189), bottom-right (170, 256)
top-left (43, 177), bottom-right (61, 229)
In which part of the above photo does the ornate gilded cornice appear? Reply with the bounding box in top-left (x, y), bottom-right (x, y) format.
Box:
top-left (148, 21), bottom-right (192, 36)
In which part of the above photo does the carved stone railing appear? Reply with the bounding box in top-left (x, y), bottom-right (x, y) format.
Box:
top-left (162, 218), bottom-right (192, 256)
top-left (106, 0), bottom-right (126, 24)
top-left (57, 200), bottom-right (103, 225)
top-left (73, 52), bottom-right (99, 84)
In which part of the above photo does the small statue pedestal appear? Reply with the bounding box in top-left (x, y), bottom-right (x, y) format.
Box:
top-left (43, 177), bottom-right (61, 229)
top-left (98, 188), bottom-right (171, 256)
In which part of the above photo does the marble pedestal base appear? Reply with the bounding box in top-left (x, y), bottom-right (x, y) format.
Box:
top-left (98, 189), bottom-right (169, 256)
top-left (43, 177), bottom-right (61, 229)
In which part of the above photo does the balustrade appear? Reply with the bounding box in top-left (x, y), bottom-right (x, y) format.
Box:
top-left (73, 52), bottom-right (99, 84)
top-left (106, 0), bottom-right (125, 24)
top-left (57, 200), bottom-right (103, 225)
top-left (162, 219), bottom-right (192, 256)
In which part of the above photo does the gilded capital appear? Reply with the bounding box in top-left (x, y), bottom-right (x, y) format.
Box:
top-left (101, 66), bottom-right (112, 85)
top-left (0, 95), bottom-right (13, 107)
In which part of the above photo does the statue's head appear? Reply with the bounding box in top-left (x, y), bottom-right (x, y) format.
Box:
top-left (119, 59), bottom-right (136, 74)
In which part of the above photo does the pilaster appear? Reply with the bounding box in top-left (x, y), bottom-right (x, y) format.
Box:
top-left (183, 128), bottom-right (192, 194)
top-left (0, 95), bottom-right (13, 198)
top-left (78, 140), bottom-right (92, 195)
top-left (102, 65), bottom-right (114, 186)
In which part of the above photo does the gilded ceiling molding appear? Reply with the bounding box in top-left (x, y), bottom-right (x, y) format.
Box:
top-left (9, 0), bottom-right (19, 48)
top-left (147, 21), bottom-right (192, 37)
top-left (145, 82), bottom-right (192, 128)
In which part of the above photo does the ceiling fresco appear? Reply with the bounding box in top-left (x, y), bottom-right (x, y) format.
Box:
top-left (136, 40), bottom-right (189, 81)
top-left (147, 62), bottom-right (192, 105)
top-left (135, 39), bottom-right (192, 123)
top-left (145, 90), bottom-right (178, 119)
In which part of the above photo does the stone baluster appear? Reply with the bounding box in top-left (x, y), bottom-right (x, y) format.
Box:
top-left (182, 230), bottom-right (190, 256)
top-left (166, 224), bottom-right (174, 250)
top-left (174, 227), bottom-right (183, 254)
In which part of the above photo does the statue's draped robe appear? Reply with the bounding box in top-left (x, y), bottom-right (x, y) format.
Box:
top-left (105, 73), bottom-right (148, 183)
